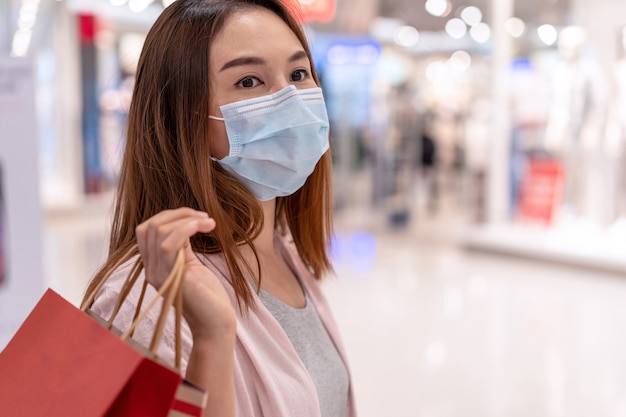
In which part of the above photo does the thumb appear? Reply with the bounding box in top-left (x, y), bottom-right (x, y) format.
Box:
top-left (183, 239), bottom-right (199, 265)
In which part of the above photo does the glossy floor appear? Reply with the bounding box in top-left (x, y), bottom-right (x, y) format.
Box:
top-left (45, 200), bottom-right (626, 417)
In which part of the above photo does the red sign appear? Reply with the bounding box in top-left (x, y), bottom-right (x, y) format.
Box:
top-left (78, 14), bottom-right (96, 45)
top-left (287, 0), bottom-right (336, 23)
top-left (517, 158), bottom-right (565, 225)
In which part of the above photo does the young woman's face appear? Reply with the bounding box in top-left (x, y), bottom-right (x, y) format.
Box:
top-left (208, 7), bottom-right (318, 159)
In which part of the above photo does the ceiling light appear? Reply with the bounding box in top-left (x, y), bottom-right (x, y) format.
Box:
top-left (449, 50), bottom-right (471, 72)
top-left (394, 25), bottom-right (420, 48)
top-left (445, 18), bottom-right (467, 39)
top-left (426, 60), bottom-right (446, 84)
top-left (537, 24), bottom-right (558, 46)
top-left (460, 6), bottom-right (482, 26)
top-left (425, 0), bottom-right (451, 18)
top-left (470, 22), bottom-right (491, 43)
top-left (505, 17), bottom-right (525, 38)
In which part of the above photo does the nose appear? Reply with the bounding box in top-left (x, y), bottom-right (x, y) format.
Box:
top-left (267, 74), bottom-right (293, 94)
top-left (268, 84), bottom-right (290, 95)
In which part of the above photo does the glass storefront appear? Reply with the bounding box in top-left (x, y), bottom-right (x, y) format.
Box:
top-left (4, 0), bottom-right (626, 271)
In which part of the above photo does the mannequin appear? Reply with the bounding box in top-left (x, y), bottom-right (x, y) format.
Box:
top-left (614, 28), bottom-right (626, 127)
top-left (608, 26), bottom-right (626, 226)
top-left (545, 26), bottom-right (609, 224)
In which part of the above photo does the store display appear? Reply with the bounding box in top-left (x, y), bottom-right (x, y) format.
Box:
top-left (610, 26), bottom-right (626, 222)
top-left (517, 157), bottom-right (564, 226)
top-left (2, 0), bottom-right (625, 274)
top-left (545, 26), bottom-right (609, 224)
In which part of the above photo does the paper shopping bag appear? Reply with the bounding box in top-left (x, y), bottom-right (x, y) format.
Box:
top-left (0, 289), bottom-right (182, 417)
top-left (0, 248), bottom-right (207, 417)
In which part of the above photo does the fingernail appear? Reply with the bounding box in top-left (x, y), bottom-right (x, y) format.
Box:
top-left (197, 211), bottom-right (209, 217)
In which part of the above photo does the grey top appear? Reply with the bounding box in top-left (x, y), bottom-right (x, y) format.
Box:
top-left (259, 287), bottom-right (349, 417)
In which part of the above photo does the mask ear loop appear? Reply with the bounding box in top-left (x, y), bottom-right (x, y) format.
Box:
top-left (209, 115), bottom-right (225, 161)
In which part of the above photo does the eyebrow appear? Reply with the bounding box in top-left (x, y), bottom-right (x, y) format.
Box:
top-left (219, 50), bottom-right (309, 72)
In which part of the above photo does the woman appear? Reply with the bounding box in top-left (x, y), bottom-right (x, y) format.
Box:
top-left (84, 0), bottom-right (356, 416)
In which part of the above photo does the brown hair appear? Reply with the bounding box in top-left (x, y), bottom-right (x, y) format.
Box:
top-left (83, 0), bottom-right (333, 312)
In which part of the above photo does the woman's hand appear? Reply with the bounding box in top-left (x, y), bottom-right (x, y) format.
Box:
top-left (136, 208), bottom-right (237, 416)
top-left (135, 208), bottom-right (236, 342)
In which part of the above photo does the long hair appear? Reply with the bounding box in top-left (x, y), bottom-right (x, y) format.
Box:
top-left (84, 0), bottom-right (333, 312)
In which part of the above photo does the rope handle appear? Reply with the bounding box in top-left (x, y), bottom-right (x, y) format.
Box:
top-left (82, 244), bottom-right (187, 371)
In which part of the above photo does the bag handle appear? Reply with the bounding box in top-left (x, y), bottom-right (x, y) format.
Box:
top-left (123, 249), bottom-right (185, 360)
top-left (81, 244), bottom-right (139, 312)
top-left (82, 244), bottom-right (187, 371)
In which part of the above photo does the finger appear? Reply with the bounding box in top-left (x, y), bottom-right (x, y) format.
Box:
top-left (150, 215), bottom-right (215, 261)
top-left (183, 241), bottom-right (198, 266)
top-left (135, 222), bottom-right (150, 266)
top-left (137, 208), bottom-right (205, 244)
top-left (149, 208), bottom-right (209, 225)
top-left (153, 214), bottom-right (216, 241)
top-left (136, 208), bottom-right (208, 267)
top-left (158, 216), bottom-right (215, 257)
top-left (146, 219), bottom-right (179, 288)
top-left (149, 217), bottom-right (216, 287)
top-left (147, 209), bottom-right (205, 268)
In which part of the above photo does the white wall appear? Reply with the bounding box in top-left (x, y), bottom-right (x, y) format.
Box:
top-left (0, 57), bottom-right (45, 349)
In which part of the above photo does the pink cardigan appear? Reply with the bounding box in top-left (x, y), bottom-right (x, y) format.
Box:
top-left (91, 235), bottom-right (357, 417)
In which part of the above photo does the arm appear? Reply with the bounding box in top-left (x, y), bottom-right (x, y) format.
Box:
top-left (181, 273), bottom-right (237, 417)
top-left (186, 336), bottom-right (236, 417)
top-left (135, 208), bottom-right (238, 417)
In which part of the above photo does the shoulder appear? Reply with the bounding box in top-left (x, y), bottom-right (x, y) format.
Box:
top-left (90, 256), bottom-right (154, 326)
top-left (90, 258), bottom-right (138, 312)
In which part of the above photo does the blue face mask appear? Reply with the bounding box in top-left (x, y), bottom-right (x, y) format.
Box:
top-left (209, 85), bottom-right (330, 201)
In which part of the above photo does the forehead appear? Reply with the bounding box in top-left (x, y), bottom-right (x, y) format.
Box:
top-left (210, 7), bottom-right (305, 66)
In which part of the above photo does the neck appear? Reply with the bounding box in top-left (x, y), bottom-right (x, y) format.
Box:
top-left (254, 199), bottom-right (278, 255)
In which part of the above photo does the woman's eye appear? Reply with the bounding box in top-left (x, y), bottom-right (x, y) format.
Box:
top-left (290, 69), bottom-right (309, 82)
top-left (236, 76), bottom-right (261, 88)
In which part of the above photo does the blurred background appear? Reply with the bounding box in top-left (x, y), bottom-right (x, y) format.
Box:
top-left (2, 0), bottom-right (626, 416)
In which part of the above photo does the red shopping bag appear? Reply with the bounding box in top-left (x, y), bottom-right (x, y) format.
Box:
top-left (0, 248), bottom-right (206, 417)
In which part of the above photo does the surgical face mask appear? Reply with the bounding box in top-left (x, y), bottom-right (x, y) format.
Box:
top-left (209, 85), bottom-right (330, 201)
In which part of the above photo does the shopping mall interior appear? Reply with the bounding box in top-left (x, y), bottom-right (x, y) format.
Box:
top-left (2, 0), bottom-right (626, 415)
